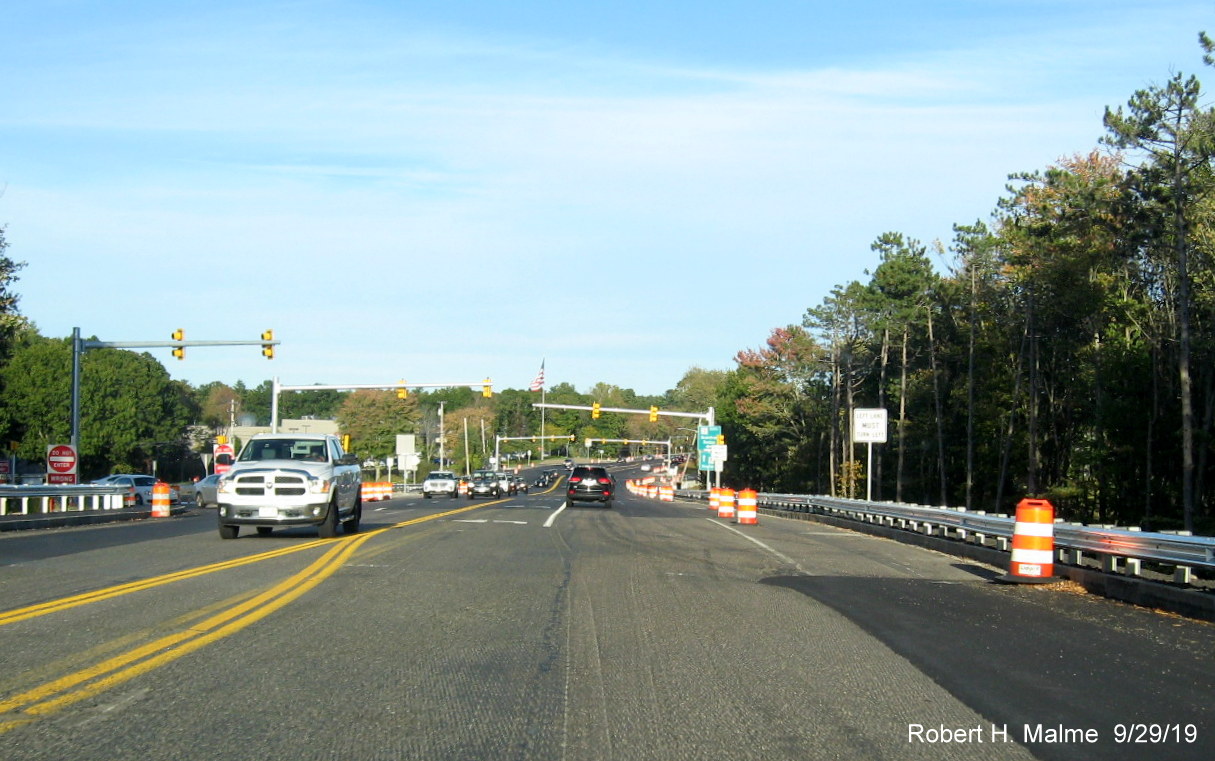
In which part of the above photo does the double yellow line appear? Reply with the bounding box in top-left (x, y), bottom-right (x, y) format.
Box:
top-left (0, 498), bottom-right (499, 733)
top-left (0, 533), bottom-right (370, 732)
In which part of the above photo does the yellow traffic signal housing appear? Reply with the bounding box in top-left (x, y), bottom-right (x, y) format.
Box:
top-left (482, 379), bottom-right (493, 398)
top-left (171, 329), bottom-right (185, 360)
top-left (591, 402), bottom-right (601, 419)
top-left (716, 434), bottom-right (726, 445)
top-left (397, 380), bottom-right (408, 399)
top-left (649, 406), bottom-right (659, 422)
top-left (261, 329), bottom-right (275, 359)
top-left (341, 434), bottom-right (351, 451)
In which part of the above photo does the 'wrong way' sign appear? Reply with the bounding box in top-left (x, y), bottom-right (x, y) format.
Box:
top-left (46, 443), bottom-right (78, 484)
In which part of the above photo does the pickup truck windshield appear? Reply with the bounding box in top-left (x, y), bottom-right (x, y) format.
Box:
top-left (239, 439), bottom-right (328, 462)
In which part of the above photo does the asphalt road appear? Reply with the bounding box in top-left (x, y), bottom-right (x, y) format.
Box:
top-left (0, 464), bottom-right (1212, 761)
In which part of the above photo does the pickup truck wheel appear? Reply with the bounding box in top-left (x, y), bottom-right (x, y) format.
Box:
top-left (318, 500), bottom-right (339, 539)
top-left (423, 492), bottom-right (431, 498)
top-left (341, 497), bottom-right (362, 534)
top-left (218, 517), bottom-right (239, 540)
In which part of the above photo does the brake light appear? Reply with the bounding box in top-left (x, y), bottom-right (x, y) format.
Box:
top-left (569, 476), bottom-right (582, 483)
top-left (598, 477), bottom-right (611, 484)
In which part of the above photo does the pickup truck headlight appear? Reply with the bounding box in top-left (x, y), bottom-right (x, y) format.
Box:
top-left (217, 477), bottom-right (232, 494)
top-left (309, 478), bottom-right (332, 495)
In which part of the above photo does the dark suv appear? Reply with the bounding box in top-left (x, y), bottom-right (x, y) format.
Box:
top-left (567, 465), bottom-right (614, 507)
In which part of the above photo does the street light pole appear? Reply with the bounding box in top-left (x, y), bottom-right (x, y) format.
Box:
top-left (438, 401), bottom-right (446, 468)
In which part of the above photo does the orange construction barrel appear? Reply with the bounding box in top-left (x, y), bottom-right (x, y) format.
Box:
top-left (737, 489), bottom-right (758, 525)
top-left (1000, 498), bottom-right (1058, 583)
top-left (151, 481), bottom-right (171, 518)
top-left (717, 488), bottom-right (736, 520)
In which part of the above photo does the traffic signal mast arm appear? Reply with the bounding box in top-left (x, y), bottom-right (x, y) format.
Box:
top-left (84, 339), bottom-right (282, 349)
top-left (497, 434), bottom-right (579, 443)
top-left (583, 438), bottom-right (672, 447)
top-left (271, 378), bottom-right (492, 433)
top-left (70, 327), bottom-right (281, 449)
top-left (532, 402), bottom-right (714, 425)
top-left (276, 381), bottom-right (490, 393)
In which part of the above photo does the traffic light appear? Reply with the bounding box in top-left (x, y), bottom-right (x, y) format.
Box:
top-left (716, 434), bottom-right (726, 445)
top-left (591, 402), bottom-right (601, 419)
top-left (397, 380), bottom-right (408, 399)
top-left (261, 330), bottom-right (275, 359)
top-left (649, 406), bottom-right (659, 423)
top-left (341, 434), bottom-right (351, 451)
top-left (482, 379), bottom-right (493, 398)
top-left (171, 329), bottom-right (185, 360)
top-left (568, 434), bottom-right (575, 442)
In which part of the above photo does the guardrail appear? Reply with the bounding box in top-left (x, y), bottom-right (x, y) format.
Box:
top-left (677, 490), bottom-right (1214, 585)
top-left (0, 484), bottom-right (130, 515)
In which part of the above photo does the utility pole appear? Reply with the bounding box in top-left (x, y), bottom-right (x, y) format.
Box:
top-left (438, 401), bottom-right (446, 468)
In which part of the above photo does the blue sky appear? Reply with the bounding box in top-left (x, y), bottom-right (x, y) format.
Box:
top-left (2, 1), bottom-right (1211, 396)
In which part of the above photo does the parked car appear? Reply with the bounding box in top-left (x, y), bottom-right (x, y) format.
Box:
top-left (566, 465), bottom-right (614, 507)
top-left (193, 473), bottom-right (222, 508)
top-left (93, 474), bottom-right (180, 505)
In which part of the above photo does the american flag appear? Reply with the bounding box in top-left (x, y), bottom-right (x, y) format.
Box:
top-left (529, 361), bottom-right (545, 392)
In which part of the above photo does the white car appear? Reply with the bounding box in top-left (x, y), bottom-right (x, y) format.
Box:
top-left (94, 474), bottom-right (180, 505)
top-left (422, 470), bottom-right (459, 498)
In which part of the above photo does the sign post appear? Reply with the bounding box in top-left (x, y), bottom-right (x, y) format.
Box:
top-left (852, 409), bottom-right (888, 501)
top-left (46, 443), bottom-right (78, 485)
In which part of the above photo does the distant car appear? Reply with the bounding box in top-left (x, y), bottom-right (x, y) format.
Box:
top-left (496, 472), bottom-right (517, 496)
top-left (422, 470), bottom-right (459, 498)
top-left (513, 476), bottom-right (529, 494)
top-left (96, 474), bottom-right (180, 505)
top-left (467, 473), bottom-right (500, 499)
top-left (566, 465), bottom-right (614, 507)
top-left (193, 473), bottom-right (222, 508)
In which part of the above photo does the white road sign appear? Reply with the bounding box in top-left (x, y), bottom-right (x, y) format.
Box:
top-left (853, 408), bottom-right (888, 444)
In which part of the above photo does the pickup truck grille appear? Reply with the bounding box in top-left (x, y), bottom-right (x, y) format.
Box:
top-left (232, 472), bottom-right (309, 497)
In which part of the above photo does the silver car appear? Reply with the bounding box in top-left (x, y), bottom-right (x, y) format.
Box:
top-left (95, 474), bottom-right (180, 505)
top-left (193, 473), bottom-right (222, 508)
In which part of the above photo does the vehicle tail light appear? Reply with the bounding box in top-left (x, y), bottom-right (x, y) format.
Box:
top-left (598, 477), bottom-right (612, 484)
top-left (569, 476), bottom-right (582, 483)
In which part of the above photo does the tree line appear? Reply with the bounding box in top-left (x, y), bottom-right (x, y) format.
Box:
top-left (715, 35), bottom-right (1215, 534)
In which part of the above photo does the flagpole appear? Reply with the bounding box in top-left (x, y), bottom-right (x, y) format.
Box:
top-left (540, 385), bottom-right (546, 461)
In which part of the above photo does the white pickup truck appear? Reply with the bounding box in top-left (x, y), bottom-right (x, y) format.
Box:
top-left (422, 470), bottom-right (459, 498)
top-left (215, 433), bottom-right (362, 539)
